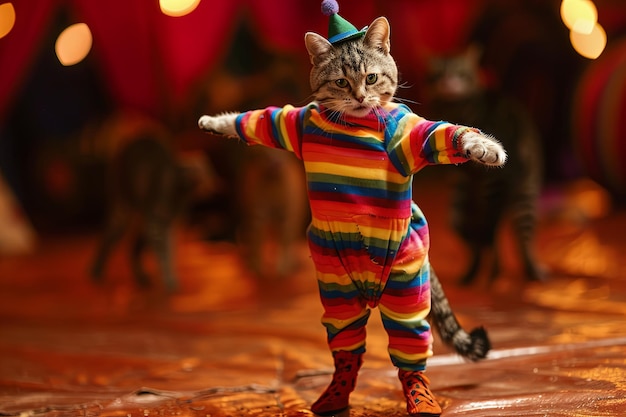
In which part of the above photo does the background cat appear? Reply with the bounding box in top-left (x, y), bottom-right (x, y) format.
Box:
top-left (425, 46), bottom-right (545, 285)
top-left (236, 146), bottom-right (308, 280)
top-left (189, 27), bottom-right (311, 277)
top-left (90, 125), bottom-right (213, 292)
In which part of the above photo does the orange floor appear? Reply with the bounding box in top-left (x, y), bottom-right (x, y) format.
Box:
top-left (1, 177), bottom-right (625, 416)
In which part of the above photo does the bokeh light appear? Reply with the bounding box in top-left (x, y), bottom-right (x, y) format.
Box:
top-left (570, 22), bottom-right (607, 59)
top-left (55, 23), bottom-right (93, 66)
top-left (560, 0), bottom-right (598, 35)
top-left (159, 0), bottom-right (201, 17)
top-left (0, 2), bottom-right (16, 39)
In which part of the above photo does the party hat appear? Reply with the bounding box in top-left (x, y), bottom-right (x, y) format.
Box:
top-left (321, 0), bottom-right (367, 44)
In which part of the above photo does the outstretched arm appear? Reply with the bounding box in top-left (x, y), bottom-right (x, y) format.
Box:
top-left (198, 105), bottom-right (307, 157)
top-left (388, 116), bottom-right (506, 175)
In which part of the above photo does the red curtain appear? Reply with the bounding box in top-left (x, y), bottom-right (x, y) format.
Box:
top-left (71, 0), bottom-right (165, 117)
top-left (0, 0), bottom-right (486, 121)
top-left (0, 0), bottom-right (57, 120)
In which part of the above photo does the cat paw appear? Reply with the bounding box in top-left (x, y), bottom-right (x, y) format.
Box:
top-left (462, 132), bottom-right (507, 167)
top-left (198, 113), bottom-right (239, 136)
top-left (198, 115), bottom-right (221, 134)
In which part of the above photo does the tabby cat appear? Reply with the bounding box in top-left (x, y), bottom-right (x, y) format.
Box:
top-left (91, 132), bottom-right (198, 292)
top-left (198, 9), bottom-right (501, 416)
top-left (426, 46), bottom-right (545, 286)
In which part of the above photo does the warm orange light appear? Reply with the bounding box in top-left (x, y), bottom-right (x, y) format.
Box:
top-left (560, 0), bottom-right (598, 34)
top-left (570, 22), bottom-right (607, 59)
top-left (159, 0), bottom-right (200, 17)
top-left (0, 2), bottom-right (16, 39)
top-left (55, 23), bottom-right (93, 66)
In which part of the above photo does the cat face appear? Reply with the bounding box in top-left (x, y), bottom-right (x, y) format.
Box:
top-left (304, 17), bottom-right (398, 117)
top-left (428, 46), bottom-right (482, 101)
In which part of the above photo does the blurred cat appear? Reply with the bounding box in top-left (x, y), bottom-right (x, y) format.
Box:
top-left (426, 46), bottom-right (545, 285)
top-left (90, 129), bottom-right (205, 292)
top-left (236, 147), bottom-right (308, 280)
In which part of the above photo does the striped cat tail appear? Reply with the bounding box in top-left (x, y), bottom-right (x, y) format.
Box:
top-left (429, 266), bottom-right (491, 361)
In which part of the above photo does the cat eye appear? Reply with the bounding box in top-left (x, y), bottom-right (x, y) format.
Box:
top-left (335, 78), bottom-right (349, 88)
top-left (366, 74), bottom-right (378, 85)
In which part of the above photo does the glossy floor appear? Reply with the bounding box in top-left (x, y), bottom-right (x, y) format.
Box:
top-left (1, 178), bottom-right (625, 416)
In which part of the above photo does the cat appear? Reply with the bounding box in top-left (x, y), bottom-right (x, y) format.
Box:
top-left (236, 146), bottom-right (308, 280)
top-left (198, 9), bottom-right (503, 416)
top-left (426, 46), bottom-right (545, 286)
top-left (90, 131), bottom-right (200, 293)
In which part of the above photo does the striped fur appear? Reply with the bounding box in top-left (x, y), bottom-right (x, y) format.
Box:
top-left (91, 134), bottom-right (195, 292)
top-left (429, 266), bottom-right (491, 361)
top-left (305, 17), bottom-right (397, 118)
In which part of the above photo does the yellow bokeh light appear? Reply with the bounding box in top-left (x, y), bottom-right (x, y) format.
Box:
top-left (55, 23), bottom-right (93, 66)
top-left (159, 0), bottom-right (201, 17)
top-left (570, 22), bottom-right (606, 59)
top-left (0, 2), bottom-right (16, 39)
top-left (560, 0), bottom-right (598, 34)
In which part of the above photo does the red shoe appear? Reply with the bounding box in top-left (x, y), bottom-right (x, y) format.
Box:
top-left (398, 369), bottom-right (442, 416)
top-left (311, 351), bottom-right (363, 416)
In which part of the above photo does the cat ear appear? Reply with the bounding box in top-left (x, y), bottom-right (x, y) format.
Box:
top-left (304, 32), bottom-right (333, 66)
top-left (364, 17), bottom-right (391, 54)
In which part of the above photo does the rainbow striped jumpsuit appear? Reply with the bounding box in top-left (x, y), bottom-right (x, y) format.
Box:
top-left (235, 102), bottom-right (475, 371)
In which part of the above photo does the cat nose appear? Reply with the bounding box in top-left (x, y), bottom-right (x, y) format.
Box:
top-left (355, 96), bottom-right (365, 103)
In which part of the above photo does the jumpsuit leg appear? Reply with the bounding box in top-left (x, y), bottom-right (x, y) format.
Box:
top-left (308, 218), bottom-right (375, 355)
top-left (378, 263), bottom-right (432, 371)
top-left (316, 269), bottom-right (371, 354)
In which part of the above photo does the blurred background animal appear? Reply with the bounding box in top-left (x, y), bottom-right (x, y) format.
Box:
top-left (189, 24), bottom-right (311, 279)
top-left (425, 46), bottom-right (545, 286)
top-left (236, 147), bottom-right (308, 280)
top-left (90, 122), bottom-right (214, 292)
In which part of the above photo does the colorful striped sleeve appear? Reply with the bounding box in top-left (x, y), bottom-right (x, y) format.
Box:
top-left (387, 111), bottom-right (478, 175)
top-left (234, 104), bottom-right (308, 159)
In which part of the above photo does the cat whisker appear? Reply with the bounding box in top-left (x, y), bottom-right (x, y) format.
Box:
top-left (297, 94), bottom-right (317, 107)
top-left (318, 106), bottom-right (347, 133)
top-left (372, 106), bottom-right (389, 131)
top-left (321, 105), bottom-right (347, 123)
top-left (393, 96), bottom-right (420, 106)
top-left (319, 105), bottom-right (339, 119)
